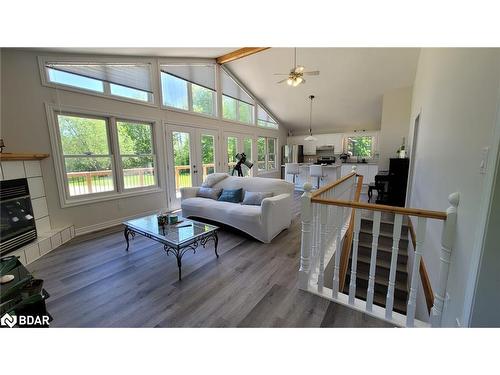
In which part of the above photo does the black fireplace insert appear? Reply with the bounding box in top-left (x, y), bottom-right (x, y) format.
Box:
top-left (0, 178), bottom-right (37, 256)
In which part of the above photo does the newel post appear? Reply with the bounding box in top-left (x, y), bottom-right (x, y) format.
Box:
top-left (430, 192), bottom-right (460, 327)
top-left (299, 183), bottom-right (313, 290)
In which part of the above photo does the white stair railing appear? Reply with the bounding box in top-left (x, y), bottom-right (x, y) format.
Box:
top-left (299, 172), bottom-right (460, 328)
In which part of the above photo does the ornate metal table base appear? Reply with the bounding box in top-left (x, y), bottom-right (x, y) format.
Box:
top-left (123, 225), bottom-right (218, 281)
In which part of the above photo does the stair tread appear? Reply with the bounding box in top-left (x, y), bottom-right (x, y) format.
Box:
top-left (354, 287), bottom-right (408, 314)
top-left (356, 254), bottom-right (407, 273)
top-left (359, 228), bottom-right (409, 240)
top-left (361, 217), bottom-right (409, 227)
top-left (349, 271), bottom-right (408, 292)
top-left (357, 241), bottom-right (408, 256)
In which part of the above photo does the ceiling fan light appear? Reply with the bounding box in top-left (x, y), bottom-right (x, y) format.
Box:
top-left (296, 65), bottom-right (305, 73)
top-left (287, 78), bottom-right (294, 86)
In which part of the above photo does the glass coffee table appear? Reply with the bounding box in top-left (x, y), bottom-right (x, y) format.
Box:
top-left (123, 215), bottom-right (219, 281)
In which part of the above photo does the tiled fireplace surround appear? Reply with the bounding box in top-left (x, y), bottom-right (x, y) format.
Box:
top-left (0, 159), bottom-right (74, 265)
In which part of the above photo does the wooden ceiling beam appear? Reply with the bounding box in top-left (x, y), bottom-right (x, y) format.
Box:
top-left (216, 47), bottom-right (270, 65)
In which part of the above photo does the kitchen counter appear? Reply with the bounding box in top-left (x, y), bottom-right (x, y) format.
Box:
top-left (283, 163), bottom-right (342, 190)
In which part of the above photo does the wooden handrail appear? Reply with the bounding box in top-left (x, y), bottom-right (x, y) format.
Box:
top-left (311, 172), bottom-right (356, 198)
top-left (339, 174), bottom-right (364, 292)
top-left (408, 217), bottom-right (434, 314)
top-left (311, 197), bottom-right (447, 220)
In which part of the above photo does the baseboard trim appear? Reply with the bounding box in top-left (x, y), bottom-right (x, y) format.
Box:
top-left (74, 209), bottom-right (160, 237)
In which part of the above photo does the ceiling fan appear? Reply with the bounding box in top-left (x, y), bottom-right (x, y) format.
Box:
top-left (274, 48), bottom-right (320, 87)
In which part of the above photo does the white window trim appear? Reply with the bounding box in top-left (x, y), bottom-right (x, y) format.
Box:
top-left (38, 55), bottom-right (159, 108)
top-left (341, 131), bottom-right (379, 158)
top-left (160, 72), bottom-right (217, 118)
top-left (45, 103), bottom-right (163, 208)
top-left (221, 94), bottom-right (255, 126)
top-left (257, 136), bottom-right (279, 174)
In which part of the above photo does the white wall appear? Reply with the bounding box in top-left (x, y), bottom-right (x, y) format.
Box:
top-left (407, 48), bottom-right (500, 327)
top-left (470, 140), bottom-right (500, 327)
top-left (378, 86), bottom-right (412, 170)
top-left (1, 49), bottom-right (286, 233)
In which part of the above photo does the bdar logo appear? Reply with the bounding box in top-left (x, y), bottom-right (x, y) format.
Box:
top-left (1, 313), bottom-right (17, 328)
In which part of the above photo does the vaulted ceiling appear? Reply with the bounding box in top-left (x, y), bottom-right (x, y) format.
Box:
top-left (227, 48), bottom-right (420, 134)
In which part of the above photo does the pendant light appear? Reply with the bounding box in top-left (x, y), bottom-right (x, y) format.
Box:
top-left (304, 95), bottom-right (317, 141)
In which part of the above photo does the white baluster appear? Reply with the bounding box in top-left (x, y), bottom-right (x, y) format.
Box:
top-left (385, 213), bottom-right (403, 320)
top-left (431, 192), bottom-right (459, 327)
top-left (348, 209), bottom-right (362, 304)
top-left (299, 183), bottom-right (313, 289)
top-left (317, 204), bottom-right (328, 291)
top-left (406, 216), bottom-right (427, 327)
top-left (366, 211), bottom-right (381, 311)
top-left (311, 202), bottom-right (318, 259)
top-left (332, 206), bottom-right (344, 298)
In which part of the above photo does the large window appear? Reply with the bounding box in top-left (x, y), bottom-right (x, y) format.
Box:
top-left (344, 135), bottom-right (374, 158)
top-left (53, 111), bottom-right (157, 204)
top-left (117, 121), bottom-right (156, 190)
top-left (221, 69), bottom-right (254, 124)
top-left (257, 105), bottom-right (279, 129)
top-left (257, 137), bottom-right (277, 172)
top-left (160, 64), bottom-right (216, 116)
top-left (44, 62), bottom-right (154, 103)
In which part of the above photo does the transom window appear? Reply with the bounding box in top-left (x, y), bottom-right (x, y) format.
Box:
top-left (257, 137), bottom-right (277, 171)
top-left (257, 105), bottom-right (279, 129)
top-left (44, 62), bottom-right (154, 103)
top-left (160, 64), bottom-right (216, 116)
top-left (54, 112), bottom-right (157, 203)
top-left (344, 135), bottom-right (374, 158)
top-left (221, 69), bottom-right (254, 124)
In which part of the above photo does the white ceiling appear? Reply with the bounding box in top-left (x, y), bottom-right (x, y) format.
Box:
top-left (227, 48), bottom-right (420, 134)
top-left (37, 47), bottom-right (236, 58)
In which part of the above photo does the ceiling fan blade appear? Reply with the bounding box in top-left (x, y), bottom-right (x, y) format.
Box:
top-left (277, 78), bottom-right (288, 84)
top-left (304, 71), bottom-right (320, 76)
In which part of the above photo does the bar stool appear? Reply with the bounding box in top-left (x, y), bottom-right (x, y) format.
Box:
top-left (310, 165), bottom-right (326, 189)
top-left (285, 163), bottom-right (300, 187)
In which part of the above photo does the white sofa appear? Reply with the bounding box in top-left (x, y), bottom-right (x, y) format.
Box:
top-left (180, 174), bottom-right (294, 243)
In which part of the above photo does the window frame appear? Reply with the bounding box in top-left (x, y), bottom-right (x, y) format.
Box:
top-left (342, 133), bottom-right (378, 159)
top-left (38, 56), bottom-right (158, 108)
top-left (159, 70), bottom-right (217, 118)
top-left (257, 105), bottom-right (279, 130)
top-left (257, 136), bottom-right (278, 173)
top-left (116, 120), bottom-right (158, 192)
top-left (45, 103), bottom-right (162, 208)
top-left (222, 94), bottom-right (254, 125)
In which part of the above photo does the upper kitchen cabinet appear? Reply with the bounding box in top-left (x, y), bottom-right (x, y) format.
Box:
top-left (303, 142), bottom-right (317, 155)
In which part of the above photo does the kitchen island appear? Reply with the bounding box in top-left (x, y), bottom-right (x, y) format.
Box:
top-left (283, 163), bottom-right (344, 190)
top-left (282, 162), bottom-right (378, 190)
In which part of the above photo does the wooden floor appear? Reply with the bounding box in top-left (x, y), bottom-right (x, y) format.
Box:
top-left (27, 191), bottom-right (393, 328)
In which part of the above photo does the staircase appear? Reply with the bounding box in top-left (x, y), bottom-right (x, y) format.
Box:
top-left (343, 216), bottom-right (409, 315)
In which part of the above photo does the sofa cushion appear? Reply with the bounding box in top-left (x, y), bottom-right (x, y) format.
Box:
top-left (213, 176), bottom-right (294, 197)
top-left (181, 197), bottom-right (261, 227)
top-left (242, 191), bottom-right (273, 206)
top-left (201, 173), bottom-right (229, 188)
top-left (197, 187), bottom-right (222, 200)
top-left (218, 188), bottom-right (243, 203)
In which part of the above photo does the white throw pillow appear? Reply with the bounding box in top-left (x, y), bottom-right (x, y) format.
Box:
top-left (201, 173), bottom-right (229, 188)
top-left (242, 191), bottom-right (273, 206)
